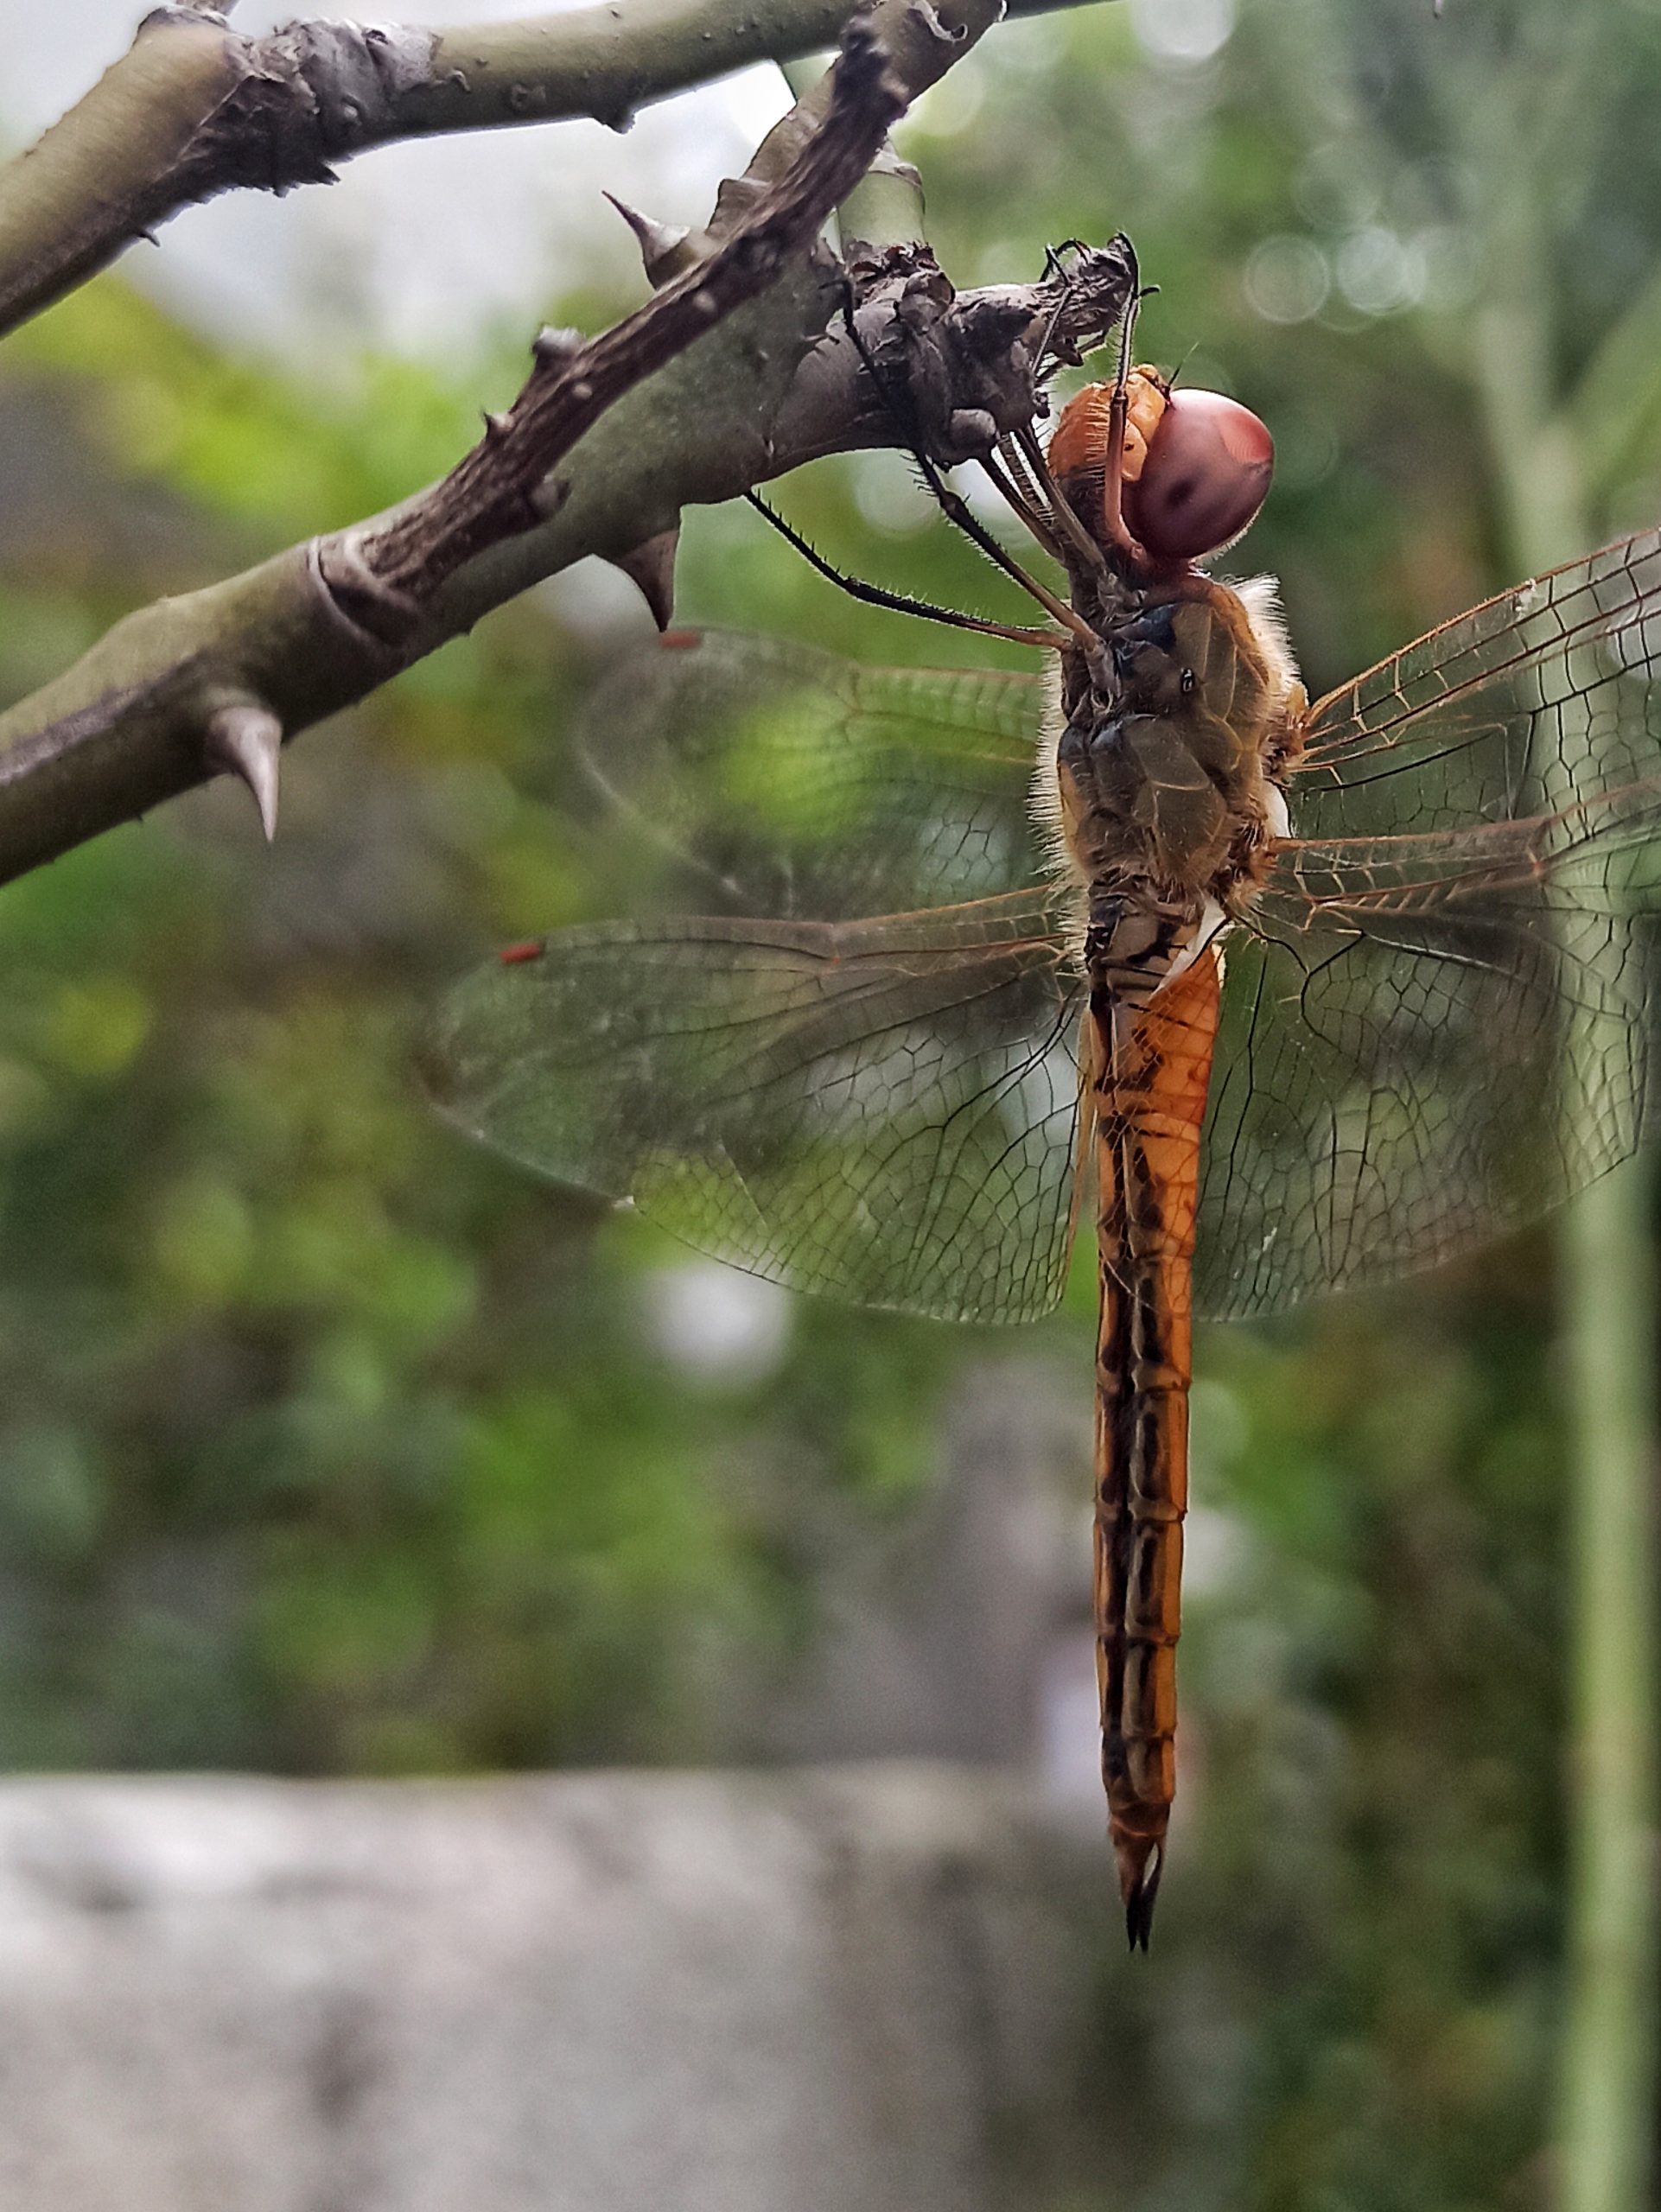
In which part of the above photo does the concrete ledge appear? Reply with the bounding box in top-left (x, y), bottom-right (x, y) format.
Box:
top-left (0, 1765), bottom-right (1108, 2212)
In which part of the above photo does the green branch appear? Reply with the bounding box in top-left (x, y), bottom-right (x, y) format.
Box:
top-left (1470, 131), bottom-right (1659, 2212)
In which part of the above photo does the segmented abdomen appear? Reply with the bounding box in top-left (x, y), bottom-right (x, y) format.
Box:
top-left (1089, 944), bottom-right (1221, 1948)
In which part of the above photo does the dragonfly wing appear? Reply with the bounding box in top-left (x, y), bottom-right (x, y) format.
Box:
top-left (1294, 526), bottom-right (1661, 836)
top-left (1199, 527), bottom-right (1661, 1319)
top-left (576, 630), bottom-right (1049, 920)
top-left (424, 891), bottom-right (1088, 1324)
top-left (1197, 785), bottom-right (1661, 1319)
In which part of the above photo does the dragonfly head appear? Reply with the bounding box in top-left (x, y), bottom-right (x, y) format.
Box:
top-left (1049, 371), bottom-right (1274, 574)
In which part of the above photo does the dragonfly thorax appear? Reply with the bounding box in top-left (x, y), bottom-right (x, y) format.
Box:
top-left (1053, 572), bottom-right (1299, 946)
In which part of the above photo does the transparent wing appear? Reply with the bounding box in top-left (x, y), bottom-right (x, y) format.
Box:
top-left (1198, 527), bottom-right (1661, 1318)
top-left (423, 892), bottom-right (1088, 1325)
top-left (1292, 526), bottom-right (1661, 834)
top-left (576, 630), bottom-right (1048, 920)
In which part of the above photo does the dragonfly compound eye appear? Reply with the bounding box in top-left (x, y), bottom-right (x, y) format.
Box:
top-left (1123, 390), bottom-right (1274, 563)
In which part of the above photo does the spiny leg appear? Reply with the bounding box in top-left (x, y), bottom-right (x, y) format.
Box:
top-left (745, 491), bottom-right (1064, 652)
top-left (837, 285), bottom-right (1105, 652)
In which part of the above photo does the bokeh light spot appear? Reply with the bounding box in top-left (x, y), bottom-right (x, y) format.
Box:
top-left (1244, 236), bottom-right (1331, 324)
top-left (643, 1260), bottom-right (792, 1386)
top-left (1130, 0), bottom-right (1237, 62)
top-left (1334, 226), bottom-right (1427, 316)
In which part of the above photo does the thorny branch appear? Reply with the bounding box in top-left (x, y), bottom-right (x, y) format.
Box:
top-left (331, 12), bottom-right (907, 629)
top-left (0, 0), bottom-right (1128, 887)
top-left (0, 0), bottom-right (1084, 342)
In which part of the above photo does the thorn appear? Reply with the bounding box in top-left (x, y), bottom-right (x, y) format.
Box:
top-left (482, 408), bottom-right (513, 441)
top-left (608, 528), bottom-right (680, 631)
top-left (531, 324), bottom-right (584, 367)
top-left (205, 702), bottom-right (282, 841)
top-left (601, 191), bottom-right (690, 284)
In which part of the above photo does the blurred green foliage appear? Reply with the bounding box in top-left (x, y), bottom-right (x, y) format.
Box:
top-left (3, 1), bottom-right (1661, 2206)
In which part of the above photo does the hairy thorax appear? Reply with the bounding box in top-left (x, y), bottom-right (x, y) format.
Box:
top-left (1037, 567), bottom-right (1307, 997)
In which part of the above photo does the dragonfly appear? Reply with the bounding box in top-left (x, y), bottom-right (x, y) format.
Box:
top-left (423, 309), bottom-right (1661, 1948)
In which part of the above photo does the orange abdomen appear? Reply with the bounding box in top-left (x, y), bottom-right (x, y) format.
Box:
top-left (1090, 944), bottom-right (1221, 1948)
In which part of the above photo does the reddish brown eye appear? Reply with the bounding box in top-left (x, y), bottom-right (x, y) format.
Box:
top-left (1123, 390), bottom-right (1274, 562)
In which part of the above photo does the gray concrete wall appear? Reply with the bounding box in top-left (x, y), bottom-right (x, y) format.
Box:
top-left (0, 1766), bottom-right (1110, 2212)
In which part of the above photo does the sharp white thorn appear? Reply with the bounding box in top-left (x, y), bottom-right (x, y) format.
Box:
top-left (601, 191), bottom-right (690, 283)
top-left (608, 528), bottom-right (681, 631)
top-left (205, 703), bottom-right (283, 842)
